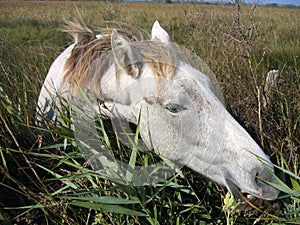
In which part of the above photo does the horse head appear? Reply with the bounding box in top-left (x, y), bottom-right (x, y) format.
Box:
top-left (37, 21), bottom-right (280, 200)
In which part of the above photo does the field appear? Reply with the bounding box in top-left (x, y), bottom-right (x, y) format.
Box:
top-left (0, 1), bottom-right (299, 224)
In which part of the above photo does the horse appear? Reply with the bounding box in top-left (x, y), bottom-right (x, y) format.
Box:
top-left (37, 21), bottom-right (279, 200)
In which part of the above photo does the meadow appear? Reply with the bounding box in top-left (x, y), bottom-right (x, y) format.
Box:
top-left (0, 1), bottom-right (299, 224)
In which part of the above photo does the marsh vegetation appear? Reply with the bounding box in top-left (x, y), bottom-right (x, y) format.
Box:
top-left (0, 1), bottom-right (299, 224)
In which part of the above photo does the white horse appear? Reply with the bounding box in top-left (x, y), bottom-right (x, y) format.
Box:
top-left (37, 21), bottom-right (279, 200)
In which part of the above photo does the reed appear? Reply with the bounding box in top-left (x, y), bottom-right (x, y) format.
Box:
top-left (0, 1), bottom-right (299, 224)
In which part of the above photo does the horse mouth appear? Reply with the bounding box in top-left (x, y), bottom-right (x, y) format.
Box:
top-left (225, 179), bottom-right (260, 201)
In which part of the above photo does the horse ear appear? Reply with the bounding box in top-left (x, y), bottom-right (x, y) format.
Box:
top-left (111, 29), bottom-right (144, 78)
top-left (151, 20), bottom-right (170, 43)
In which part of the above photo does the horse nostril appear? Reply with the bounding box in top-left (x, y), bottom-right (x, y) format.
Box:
top-left (252, 166), bottom-right (276, 193)
top-left (253, 167), bottom-right (270, 186)
top-left (251, 166), bottom-right (280, 200)
top-left (254, 171), bottom-right (260, 185)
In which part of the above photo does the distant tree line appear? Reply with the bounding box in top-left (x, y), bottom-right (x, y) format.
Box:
top-left (265, 3), bottom-right (298, 8)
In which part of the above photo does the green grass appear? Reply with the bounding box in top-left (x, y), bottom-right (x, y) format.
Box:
top-left (0, 1), bottom-right (299, 224)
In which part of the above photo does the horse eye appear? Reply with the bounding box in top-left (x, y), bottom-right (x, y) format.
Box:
top-left (164, 103), bottom-right (186, 114)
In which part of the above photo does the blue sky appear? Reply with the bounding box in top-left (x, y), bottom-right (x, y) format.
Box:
top-left (211, 0), bottom-right (300, 5)
top-left (245, 0), bottom-right (300, 5)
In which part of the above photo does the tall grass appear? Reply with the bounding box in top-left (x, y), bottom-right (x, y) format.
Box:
top-left (0, 1), bottom-right (299, 224)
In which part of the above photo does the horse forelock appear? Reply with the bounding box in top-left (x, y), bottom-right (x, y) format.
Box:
top-left (136, 41), bottom-right (176, 80)
top-left (62, 22), bottom-right (176, 95)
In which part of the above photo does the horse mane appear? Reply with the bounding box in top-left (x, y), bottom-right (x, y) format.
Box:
top-left (62, 21), bottom-right (176, 95)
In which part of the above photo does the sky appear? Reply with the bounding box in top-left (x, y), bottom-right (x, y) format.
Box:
top-left (244, 0), bottom-right (300, 5)
top-left (166, 0), bottom-right (300, 5)
top-left (210, 0), bottom-right (300, 6)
